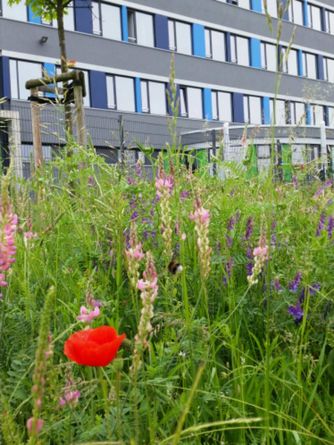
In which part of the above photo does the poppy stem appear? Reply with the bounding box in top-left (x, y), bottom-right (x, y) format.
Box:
top-left (98, 367), bottom-right (112, 439)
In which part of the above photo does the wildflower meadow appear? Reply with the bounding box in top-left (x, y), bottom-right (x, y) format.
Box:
top-left (1, 144), bottom-right (334, 445)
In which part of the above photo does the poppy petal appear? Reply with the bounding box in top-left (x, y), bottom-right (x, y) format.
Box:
top-left (64, 326), bottom-right (126, 367)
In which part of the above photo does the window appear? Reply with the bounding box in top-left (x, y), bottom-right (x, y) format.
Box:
top-left (264, 0), bottom-right (278, 18)
top-left (303, 52), bottom-right (317, 79)
top-left (92, 2), bottom-right (121, 40)
top-left (63, 4), bottom-right (75, 30)
top-left (280, 47), bottom-right (298, 75)
top-left (205, 29), bottom-right (226, 61)
top-left (115, 76), bottom-right (135, 112)
top-left (289, 0), bottom-right (304, 25)
top-left (270, 99), bottom-right (287, 124)
top-left (179, 87), bottom-right (203, 119)
top-left (308, 4), bottom-right (322, 31)
top-left (168, 20), bottom-right (192, 55)
top-left (211, 91), bottom-right (232, 121)
top-left (187, 88), bottom-right (203, 119)
top-left (231, 35), bottom-right (250, 66)
top-left (237, 0), bottom-right (250, 8)
top-left (287, 48), bottom-right (299, 76)
top-left (244, 96), bottom-right (262, 124)
top-left (140, 80), bottom-right (167, 115)
top-left (106, 76), bottom-right (116, 109)
top-left (179, 87), bottom-right (188, 117)
top-left (289, 102), bottom-right (305, 124)
top-left (10, 60), bottom-right (42, 100)
top-left (326, 10), bottom-right (334, 35)
top-left (1, 1), bottom-right (27, 21)
top-left (328, 107), bottom-right (334, 126)
top-left (325, 57), bottom-right (334, 83)
top-left (261, 42), bottom-right (277, 71)
top-left (310, 104), bottom-right (324, 125)
top-left (127, 10), bottom-right (154, 46)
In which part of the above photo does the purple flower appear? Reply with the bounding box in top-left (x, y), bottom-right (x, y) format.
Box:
top-left (131, 211), bottom-right (139, 221)
top-left (180, 191), bottom-right (190, 200)
top-left (226, 235), bottom-right (233, 248)
top-left (288, 272), bottom-right (302, 293)
top-left (316, 213), bottom-right (326, 236)
top-left (246, 262), bottom-right (253, 276)
top-left (288, 302), bottom-right (304, 323)
top-left (127, 177), bottom-right (136, 185)
top-left (309, 283), bottom-right (321, 296)
top-left (314, 180), bottom-right (333, 198)
top-left (244, 217), bottom-right (253, 241)
top-left (327, 216), bottom-right (334, 239)
top-left (292, 175), bottom-right (298, 189)
top-left (273, 278), bottom-right (281, 291)
top-left (227, 216), bottom-right (236, 232)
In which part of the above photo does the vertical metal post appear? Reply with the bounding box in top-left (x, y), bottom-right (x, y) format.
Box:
top-left (320, 120), bottom-right (327, 179)
top-left (212, 129), bottom-right (217, 176)
top-left (223, 122), bottom-right (229, 161)
top-left (30, 87), bottom-right (43, 169)
top-left (119, 115), bottom-right (125, 167)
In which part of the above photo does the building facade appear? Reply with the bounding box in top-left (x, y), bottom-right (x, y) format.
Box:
top-left (0, 0), bottom-right (334, 170)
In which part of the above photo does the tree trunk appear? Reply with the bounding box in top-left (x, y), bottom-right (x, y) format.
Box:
top-left (56, 0), bottom-right (73, 145)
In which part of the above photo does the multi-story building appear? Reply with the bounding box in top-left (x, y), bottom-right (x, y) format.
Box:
top-left (0, 0), bottom-right (334, 173)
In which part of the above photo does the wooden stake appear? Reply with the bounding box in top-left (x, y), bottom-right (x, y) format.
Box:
top-left (30, 88), bottom-right (43, 168)
top-left (73, 83), bottom-right (86, 147)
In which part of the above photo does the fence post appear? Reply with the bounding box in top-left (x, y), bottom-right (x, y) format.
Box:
top-left (223, 122), bottom-right (229, 160)
top-left (211, 129), bottom-right (217, 176)
top-left (30, 88), bottom-right (43, 169)
top-left (73, 80), bottom-right (87, 147)
top-left (320, 121), bottom-right (327, 179)
top-left (119, 115), bottom-right (125, 168)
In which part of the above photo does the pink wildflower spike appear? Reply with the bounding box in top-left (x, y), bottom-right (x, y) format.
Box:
top-left (26, 417), bottom-right (44, 434)
top-left (76, 306), bottom-right (100, 323)
top-left (189, 198), bottom-right (212, 280)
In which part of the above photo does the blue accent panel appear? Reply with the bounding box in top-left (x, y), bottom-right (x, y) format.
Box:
top-left (317, 55), bottom-right (324, 80)
top-left (203, 88), bottom-right (212, 120)
top-left (250, 0), bottom-right (262, 13)
top-left (250, 38), bottom-right (261, 69)
top-left (43, 63), bottom-right (56, 77)
top-left (306, 104), bottom-right (312, 125)
top-left (89, 71), bottom-right (107, 109)
top-left (303, 0), bottom-right (309, 27)
top-left (154, 15), bottom-right (169, 50)
top-left (192, 24), bottom-right (205, 57)
top-left (135, 78), bottom-right (142, 113)
top-left (225, 32), bottom-right (231, 63)
top-left (43, 63), bottom-right (56, 98)
top-left (27, 6), bottom-right (41, 24)
top-left (320, 8), bottom-right (327, 32)
top-left (121, 6), bottom-right (128, 42)
top-left (74, 0), bottom-right (92, 33)
top-left (297, 50), bottom-right (304, 77)
top-left (232, 93), bottom-right (244, 124)
top-left (262, 97), bottom-right (271, 125)
top-left (0, 56), bottom-right (11, 99)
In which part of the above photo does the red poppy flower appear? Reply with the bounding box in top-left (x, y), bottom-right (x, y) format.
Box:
top-left (64, 326), bottom-right (126, 367)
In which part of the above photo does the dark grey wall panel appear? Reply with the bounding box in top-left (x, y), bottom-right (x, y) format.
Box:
top-left (1, 19), bottom-right (333, 103)
top-left (130, 0), bottom-right (334, 53)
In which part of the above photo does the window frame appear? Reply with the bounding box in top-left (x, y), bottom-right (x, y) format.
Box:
top-left (168, 19), bottom-right (192, 55)
top-left (230, 34), bottom-right (250, 66)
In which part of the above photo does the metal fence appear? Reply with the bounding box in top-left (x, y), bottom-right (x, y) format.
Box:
top-left (1, 98), bottom-right (334, 181)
